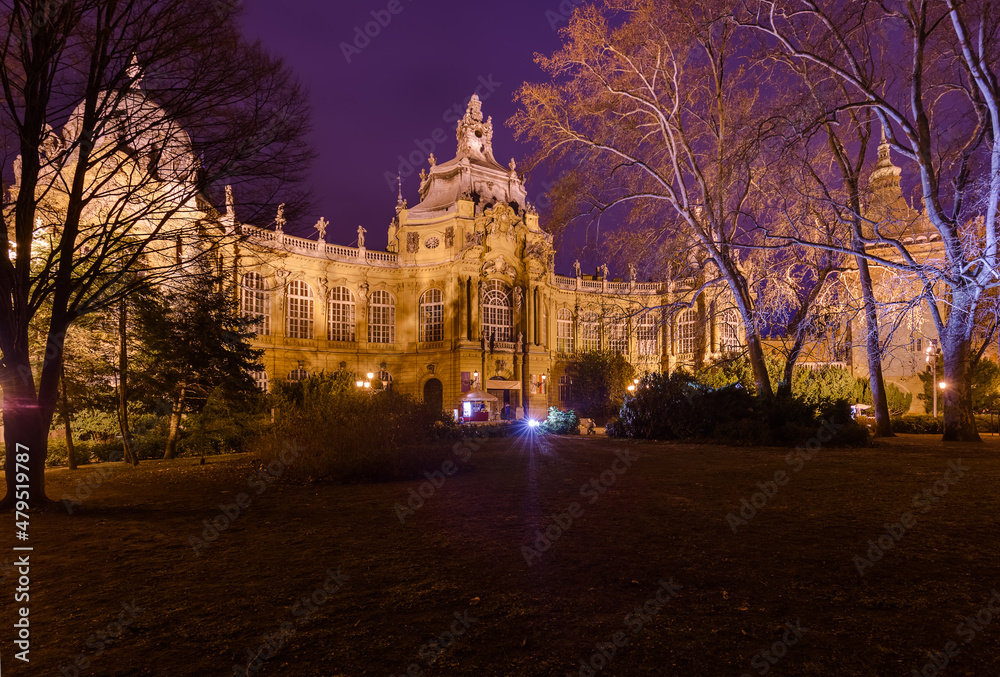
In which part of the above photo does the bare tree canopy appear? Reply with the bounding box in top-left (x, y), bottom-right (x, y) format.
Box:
top-left (0, 0), bottom-right (313, 507)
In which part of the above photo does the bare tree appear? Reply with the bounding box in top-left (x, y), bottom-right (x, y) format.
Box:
top-left (0, 0), bottom-right (312, 508)
top-left (744, 0), bottom-right (1000, 440)
top-left (514, 0), bottom-right (847, 397)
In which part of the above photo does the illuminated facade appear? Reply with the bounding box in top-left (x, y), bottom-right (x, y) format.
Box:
top-left (232, 96), bottom-right (743, 418)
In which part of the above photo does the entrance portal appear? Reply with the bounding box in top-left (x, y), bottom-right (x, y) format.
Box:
top-left (423, 378), bottom-right (443, 412)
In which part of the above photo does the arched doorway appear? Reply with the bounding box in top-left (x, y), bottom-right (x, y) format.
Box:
top-left (423, 378), bottom-right (443, 412)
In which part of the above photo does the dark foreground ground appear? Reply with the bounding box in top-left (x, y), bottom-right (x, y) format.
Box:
top-left (2, 432), bottom-right (1000, 676)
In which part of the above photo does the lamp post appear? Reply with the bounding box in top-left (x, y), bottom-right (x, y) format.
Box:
top-left (925, 340), bottom-right (941, 417)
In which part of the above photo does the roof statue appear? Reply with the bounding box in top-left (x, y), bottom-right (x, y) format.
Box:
top-left (275, 203), bottom-right (286, 232)
top-left (357, 225), bottom-right (366, 248)
top-left (573, 259), bottom-right (582, 277)
top-left (315, 217), bottom-right (328, 242)
top-left (225, 185), bottom-right (234, 219)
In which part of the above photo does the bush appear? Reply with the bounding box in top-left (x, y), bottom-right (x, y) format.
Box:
top-left (540, 407), bottom-right (580, 435)
top-left (854, 378), bottom-right (914, 415)
top-left (608, 372), bottom-right (870, 447)
top-left (251, 372), bottom-right (459, 483)
top-left (890, 414), bottom-right (943, 434)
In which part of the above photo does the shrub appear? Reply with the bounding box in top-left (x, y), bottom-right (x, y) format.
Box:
top-left (252, 372), bottom-right (458, 483)
top-left (854, 378), bottom-right (914, 415)
top-left (890, 414), bottom-right (943, 434)
top-left (608, 372), bottom-right (869, 447)
top-left (540, 407), bottom-right (580, 435)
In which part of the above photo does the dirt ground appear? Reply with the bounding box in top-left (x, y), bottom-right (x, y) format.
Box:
top-left (2, 432), bottom-right (1000, 676)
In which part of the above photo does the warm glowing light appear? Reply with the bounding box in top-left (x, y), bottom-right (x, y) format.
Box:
top-left (367, 372), bottom-right (374, 380)
top-left (541, 374), bottom-right (546, 380)
top-left (627, 384), bottom-right (636, 392)
top-left (363, 381), bottom-right (371, 388)
top-left (633, 378), bottom-right (640, 384)
top-left (355, 380), bottom-right (364, 388)
top-left (939, 381), bottom-right (947, 390)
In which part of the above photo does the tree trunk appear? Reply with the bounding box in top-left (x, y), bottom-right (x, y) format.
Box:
top-left (61, 362), bottom-right (77, 469)
top-left (118, 299), bottom-right (139, 466)
top-left (163, 385), bottom-right (186, 460)
top-left (0, 357), bottom-right (50, 509)
top-left (746, 333), bottom-right (774, 400)
top-left (940, 294), bottom-right (980, 441)
top-left (856, 255), bottom-right (894, 437)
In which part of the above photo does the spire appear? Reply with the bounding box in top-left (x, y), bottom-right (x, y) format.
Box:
top-left (127, 53), bottom-right (143, 89)
top-left (397, 172), bottom-right (403, 204)
top-left (870, 125), bottom-right (902, 196)
top-left (456, 95), bottom-right (498, 165)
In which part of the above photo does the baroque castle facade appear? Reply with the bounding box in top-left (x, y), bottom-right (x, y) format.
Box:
top-left (234, 96), bottom-right (743, 419)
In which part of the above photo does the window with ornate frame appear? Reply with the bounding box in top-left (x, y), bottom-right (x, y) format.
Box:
top-left (482, 280), bottom-right (511, 341)
top-left (678, 309), bottom-right (697, 355)
top-left (240, 272), bottom-right (270, 336)
top-left (287, 368), bottom-right (309, 381)
top-left (580, 311), bottom-right (600, 351)
top-left (368, 289), bottom-right (395, 344)
top-left (286, 280), bottom-right (314, 339)
top-left (607, 312), bottom-right (627, 355)
top-left (419, 288), bottom-right (444, 342)
top-left (720, 309), bottom-right (740, 353)
top-left (637, 311), bottom-right (658, 356)
top-left (328, 286), bottom-right (356, 342)
top-left (556, 308), bottom-right (574, 353)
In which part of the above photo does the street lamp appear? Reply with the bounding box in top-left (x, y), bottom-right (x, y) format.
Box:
top-left (925, 340), bottom-right (941, 417)
top-left (627, 384), bottom-right (636, 393)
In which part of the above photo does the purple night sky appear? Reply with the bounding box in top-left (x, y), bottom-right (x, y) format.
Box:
top-left (239, 0), bottom-right (581, 267)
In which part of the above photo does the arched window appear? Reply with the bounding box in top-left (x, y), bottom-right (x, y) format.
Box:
top-left (580, 311), bottom-right (600, 352)
top-left (482, 280), bottom-right (511, 341)
top-left (288, 368), bottom-right (309, 381)
top-left (368, 290), bottom-right (395, 344)
top-left (637, 311), bottom-right (658, 356)
top-left (607, 312), bottom-right (627, 355)
top-left (328, 286), bottom-right (356, 342)
top-left (375, 369), bottom-right (393, 391)
top-left (250, 369), bottom-right (268, 392)
top-left (720, 309), bottom-right (740, 353)
top-left (678, 309), bottom-right (697, 355)
top-left (286, 280), bottom-right (314, 339)
top-left (419, 289), bottom-right (444, 342)
top-left (556, 308), bottom-right (574, 353)
top-left (240, 272), bottom-right (270, 336)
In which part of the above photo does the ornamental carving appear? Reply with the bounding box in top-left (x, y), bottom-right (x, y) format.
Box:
top-left (425, 237), bottom-right (440, 249)
top-left (444, 226), bottom-right (455, 248)
top-left (406, 232), bottom-right (419, 253)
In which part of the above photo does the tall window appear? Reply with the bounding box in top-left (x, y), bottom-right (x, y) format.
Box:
top-left (250, 370), bottom-right (268, 392)
top-left (720, 309), bottom-right (740, 353)
top-left (376, 369), bottom-right (393, 391)
top-left (580, 311), bottom-right (600, 352)
top-left (559, 375), bottom-right (572, 402)
top-left (328, 286), bottom-right (356, 342)
top-left (240, 272), bottom-right (270, 336)
top-left (368, 290), bottom-right (395, 344)
top-left (556, 308), bottom-right (574, 353)
top-left (678, 309), bottom-right (697, 355)
top-left (288, 368), bottom-right (309, 381)
top-left (637, 311), bottom-right (658, 356)
top-left (608, 312), bottom-right (627, 355)
top-left (286, 280), bottom-right (314, 339)
top-left (482, 280), bottom-right (511, 341)
top-left (420, 289), bottom-right (444, 342)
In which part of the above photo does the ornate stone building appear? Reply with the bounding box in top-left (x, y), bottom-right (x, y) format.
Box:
top-left (233, 96), bottom-right (744, 418)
